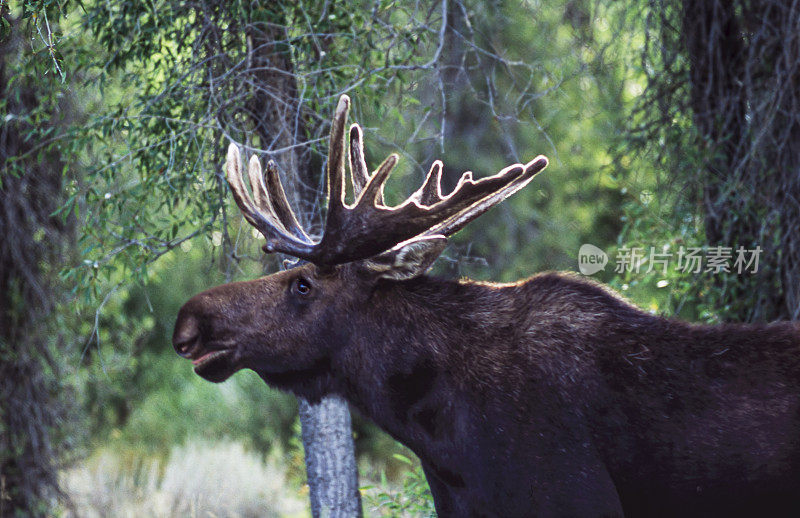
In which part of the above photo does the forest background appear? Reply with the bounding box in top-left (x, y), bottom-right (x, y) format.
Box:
top-left (2, 0), bottom-right (799, 516)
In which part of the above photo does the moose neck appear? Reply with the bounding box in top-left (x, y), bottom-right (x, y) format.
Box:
top-left (331, 275), bottom-right (515, 457)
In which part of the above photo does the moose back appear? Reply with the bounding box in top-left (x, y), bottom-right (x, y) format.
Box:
top-left (173, 96), bottom-right (800, 517)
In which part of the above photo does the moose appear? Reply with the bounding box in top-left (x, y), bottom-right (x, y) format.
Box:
top-left (173, 95), bottom-right (800, 517)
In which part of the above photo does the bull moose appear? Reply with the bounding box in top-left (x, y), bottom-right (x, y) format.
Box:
top-left (173, 95), bottom-right (800, 517)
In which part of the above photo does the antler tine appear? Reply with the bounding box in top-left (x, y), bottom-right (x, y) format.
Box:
top-left (409, 161), bottom-right (444, 206)
top-left (264, 160), bottom-right (311, 241)
top-left (348, 124), bottom-right (370, 200)
top-left (247, 154), bottom-right (285, 231)
top-left (246, 152), bottom-right (310, 242)
top-left (225, 143), bottom-right (313, 256)
top-left (356, 153), bottom-right (398, 208)
top-left (226, 144), bottom-right (264, 230)
top-left (324, 95), bottom-right (350, 227)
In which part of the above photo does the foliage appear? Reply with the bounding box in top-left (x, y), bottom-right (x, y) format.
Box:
top-left (609, 0), bottom-right (800, 322)
top-left (25, 0), bottom-right (586, 313)
top-left (60, 439), bottom-right (306, 517)
top-left (61, 0), bottom-right (446, 304)
top-left (364, 454), bottom-right (436, 517)
top-left (0, 0), bottom-right (79, 80)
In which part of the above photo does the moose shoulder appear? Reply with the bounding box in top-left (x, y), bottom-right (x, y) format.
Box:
top-left (173, 96), bottom-right (800, 517)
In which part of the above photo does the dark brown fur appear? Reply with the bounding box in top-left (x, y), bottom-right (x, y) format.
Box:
top-left (174, 265), bottom-right (800, 517)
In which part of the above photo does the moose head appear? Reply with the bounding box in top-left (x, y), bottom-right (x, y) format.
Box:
top-left (172, 95), bottom-right (547, 393)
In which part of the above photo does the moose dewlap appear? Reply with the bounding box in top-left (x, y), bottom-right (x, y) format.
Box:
top-left (174, 95), bottom-right (800, 517)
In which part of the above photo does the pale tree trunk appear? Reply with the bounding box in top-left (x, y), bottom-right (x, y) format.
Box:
top-left (299, 396), bottom-right (363, 517)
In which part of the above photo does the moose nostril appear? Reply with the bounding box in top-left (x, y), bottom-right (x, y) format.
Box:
top-left (173, 312), bottom-right (200, 358)
top-left (174, 338), bottom-right (196, 357)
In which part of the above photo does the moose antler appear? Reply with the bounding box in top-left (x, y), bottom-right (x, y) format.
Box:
top-left (226, 95), bottom-right (548, 265)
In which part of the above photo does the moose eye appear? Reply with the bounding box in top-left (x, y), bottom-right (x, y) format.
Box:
top-left (294, 277), bottom-right (311, 295)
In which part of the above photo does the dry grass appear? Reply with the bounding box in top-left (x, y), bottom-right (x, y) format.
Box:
top-left (61, 439), bottom-right (307, 517)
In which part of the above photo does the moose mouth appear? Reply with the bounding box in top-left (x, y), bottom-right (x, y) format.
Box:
top-left (190, 347), bottom-right (236, 383)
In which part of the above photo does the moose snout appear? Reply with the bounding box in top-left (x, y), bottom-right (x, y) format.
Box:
top-left (173, 309), bottom-right (200, 358)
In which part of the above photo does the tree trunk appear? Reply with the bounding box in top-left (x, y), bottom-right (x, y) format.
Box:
top-left (679, 0), bottom-right (800, 321)
top-left (299, 396), bottom-right (363, 518)
top-left (0, 15), bottom-right (73, 515)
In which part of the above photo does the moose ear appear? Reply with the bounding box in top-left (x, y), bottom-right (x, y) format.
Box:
top-left (361, 235), bottom-right (447, 281)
